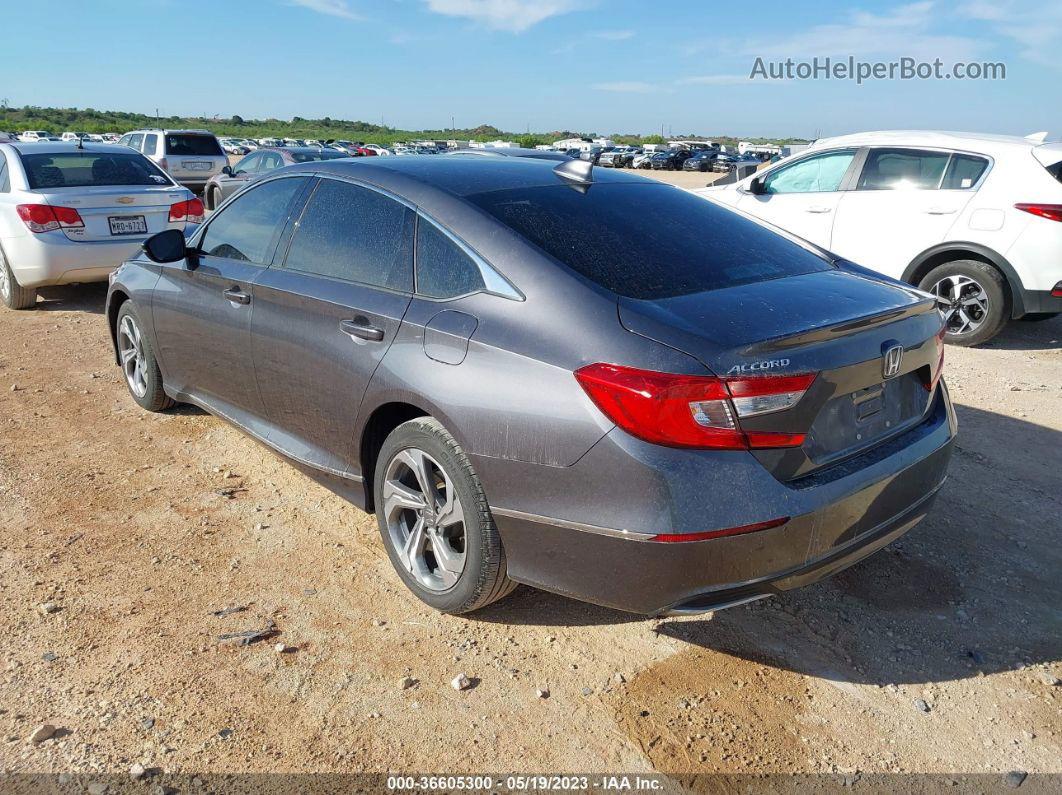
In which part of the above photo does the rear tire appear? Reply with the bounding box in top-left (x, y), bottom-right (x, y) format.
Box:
top-left (918, 260), bottom-right (1009, 347)
top-left (0, 245), bottom-right (37, 310)
top-left (374, 417), bottom-right (516, 614)
top-left (116, 302), bottom-right (174, 412)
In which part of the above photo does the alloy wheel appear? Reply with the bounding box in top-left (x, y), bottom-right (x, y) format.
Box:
top-left (118, 314), bottom-right (148, 398)
top-left (929, 274), bottom-right (990, 336)
top-left (382, 447), bottom-right (467, 592)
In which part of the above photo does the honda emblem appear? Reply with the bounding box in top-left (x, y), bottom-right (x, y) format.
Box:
top-left (882, 344), bottom-right (904, 379)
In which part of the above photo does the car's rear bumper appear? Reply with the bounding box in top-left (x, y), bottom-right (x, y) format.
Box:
top-left (483, 384), bottom-right (956, 616)
top-left (2, 232), bottom-right (149, 287)
top-left (1016, 288), bottom-right (1062, 316)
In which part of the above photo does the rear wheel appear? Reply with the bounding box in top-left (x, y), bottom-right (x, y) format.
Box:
top-left (919, 260), bottom-right (1008, 346)
top-left (374, 417), bottom-right (516, 614)
top-left (0, 245), bottom-right (37, 310)
top-left (116, 302), bottom-right (174, 412)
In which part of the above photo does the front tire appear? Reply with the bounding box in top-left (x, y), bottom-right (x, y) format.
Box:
top-left (0, 245), bottom-right (37, 310)
top-left (374, 417), bottom-right (516, 614)
top-left (919, 260), bottom-right (1009, 346)
top-left (116, 302), bottom-right (174, 412)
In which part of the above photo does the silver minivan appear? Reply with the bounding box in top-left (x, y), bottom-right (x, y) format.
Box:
top-left (118, 129), bottom-right (227, 193)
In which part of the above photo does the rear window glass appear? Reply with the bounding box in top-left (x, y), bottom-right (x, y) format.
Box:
top-left (20, 152), bottom-right (172, 189)
top-left (289, 151), bottom-right (348, 163)
top-left (1045, 160), bottom-right (1062, 185)
top-left (165, 134), bottom-right (223, 156)
top-left (467, 183), bottom-right (833, 299)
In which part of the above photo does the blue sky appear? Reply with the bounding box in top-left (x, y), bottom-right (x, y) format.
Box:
top-left (3, 0), bottom-right (1058, 138)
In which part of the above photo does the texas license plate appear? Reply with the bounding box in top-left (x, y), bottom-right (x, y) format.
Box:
top-left (108, 215), bottom-right (147, 236)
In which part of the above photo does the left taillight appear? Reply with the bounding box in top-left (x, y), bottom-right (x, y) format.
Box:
top-left (169, 198), bottom-right (204, 224)
top-left (573, 363), bottom-right (816, 451)
top-left (16, 204), bottom-right (84, 233)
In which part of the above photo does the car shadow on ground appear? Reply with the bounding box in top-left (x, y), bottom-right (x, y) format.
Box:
top-left (35, 283), bottom-right (108, 315)
top-left (480, 404), bottom-right (1062, 685)
top-left (976, 313), bottom-right (1062, 351)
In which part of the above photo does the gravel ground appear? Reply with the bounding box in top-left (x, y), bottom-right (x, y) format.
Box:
top-left (0, 255), bottom-right (1059, 784)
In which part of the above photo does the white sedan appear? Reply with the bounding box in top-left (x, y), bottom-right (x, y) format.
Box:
top-left (0, 142), bottom-right (202, 310)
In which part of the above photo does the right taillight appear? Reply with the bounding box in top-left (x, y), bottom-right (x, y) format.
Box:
top-left (1015, 203), bottom-right (1062, 222)
top-left (574, 363), bottom-right (815, 451)
top-left (169, 198), bottom-right (204, 224)
top-left (923, 325), bottom-right (946, 393)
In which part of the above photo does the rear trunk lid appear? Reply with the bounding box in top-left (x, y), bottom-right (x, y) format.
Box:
top-left (618, 268), bottom-right (944, 480)
top-left (42, 186), bottom-right (187, 242)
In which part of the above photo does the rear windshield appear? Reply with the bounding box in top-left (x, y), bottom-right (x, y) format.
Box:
top-left (20, 152), bottom-right (173, 189)
top-left (289, 151), bottom-right (349, 163)
top-left (164, 134), bottom-right (223, 156)
top-left (467, 183), bottom-right (833, 299)
top-left (1046, 160), bottom-right (1062, 184)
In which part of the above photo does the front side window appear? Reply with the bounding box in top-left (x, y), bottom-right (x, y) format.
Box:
top-left (857, 148), bottom-right (951, 190)
top-left (416, 219), bottom-right (486, 299)
top-left (282, 179), bottom-right (414, 291)
top-left (260, 152), bottom-right (284, 171)
top-left (233, 153), bottom-right (261, 175)
top-left (199, 177), bottom-right (307, 265)
top-left (763, 149), bottom-right (856, 194)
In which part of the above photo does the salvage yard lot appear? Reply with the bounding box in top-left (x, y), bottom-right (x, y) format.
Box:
top-left (0, 275), bottom-right (1060, 778)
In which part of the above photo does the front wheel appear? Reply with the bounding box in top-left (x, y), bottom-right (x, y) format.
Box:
top-left (919, 260), bottom-right (1009, 346)
top-left (116, 302), bottom-right (174, 412)
top-left (374, 417), bottom-right (516, 614)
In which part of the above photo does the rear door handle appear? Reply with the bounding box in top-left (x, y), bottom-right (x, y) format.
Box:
top-left (805, 206), bottom-right (832, 214)
top-left (926, 207), bottom-right (957, 215)
top-left (223, 287), bottom-right (250, 305)
top-left (340, 319), bottom-right (385, 342)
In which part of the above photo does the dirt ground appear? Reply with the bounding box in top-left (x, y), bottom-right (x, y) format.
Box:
top-left (0, 254), bottom-right (1060, 784)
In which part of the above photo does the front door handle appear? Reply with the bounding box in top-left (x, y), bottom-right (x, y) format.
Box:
top-left (340, 319), bottom-right (385, 342)
top-left (805, 206), bottom-right (833, 214)
top-left (223, 287), bottom-right (250, 305)
top-left (926, 207), bottom-right (957, 215)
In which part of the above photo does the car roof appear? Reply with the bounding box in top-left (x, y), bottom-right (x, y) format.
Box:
top-left (5, 142), bottom-right (141, 156)
top-left (810, 129), bottom-right (1045, 154)
top-left (288, 154), bottom-right (648, 199)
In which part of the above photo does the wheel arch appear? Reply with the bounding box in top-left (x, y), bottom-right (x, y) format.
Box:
top-left (358, 401), bottom-right (432, 512)
top-left (903, 242), bottom-right (1027, 318)
top-left (106, 289), bottom-right (131, 365)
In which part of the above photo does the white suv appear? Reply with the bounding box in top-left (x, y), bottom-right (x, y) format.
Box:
top-left (700, 130), bottom-right (1062, 345)
top-left (117, 129), bottom-right (228, 193)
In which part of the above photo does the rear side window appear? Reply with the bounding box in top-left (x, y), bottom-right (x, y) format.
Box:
top-left (467, 183), bottom-right (833, 300)
top-left (200, 177), bottom-right (308, 265)
top-left (128, 133), bottom-right (144, 151)
top-left (143, 134), bottom-right (158, 155)
top-left (858, 148), bottom-right (950, 190)
top-left (19, 152), bottom-right (172, 189)
top-left (281, 179), bottom-right (414, 291)
top-left (416, 219), bottom-right (485, 299)
top-left (0, 157), bottom-right (9, 192)
top-left (289, 151), bottom-right (348, 163)
top-left (941, 154), bottom-right (989, 189)
top-left (165, 134), bottom-right (223, 156)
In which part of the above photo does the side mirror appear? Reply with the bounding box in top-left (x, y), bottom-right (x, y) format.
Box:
top-left (142, 229), bottom-right (188, 264)
top-left (748, 176), bottom-right (767, 195)
top-left (221, 165), bottom-right (233, 176)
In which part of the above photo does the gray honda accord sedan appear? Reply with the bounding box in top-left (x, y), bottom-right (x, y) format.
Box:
top-left (105, 156), bottom-right (955, 616)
